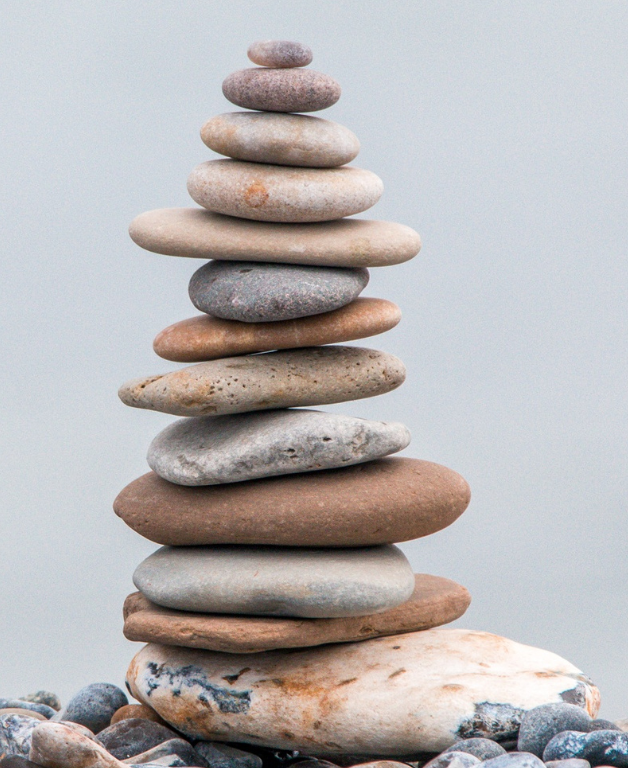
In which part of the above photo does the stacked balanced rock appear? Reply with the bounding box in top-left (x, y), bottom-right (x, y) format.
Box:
top-left (108, 40), bottom-right (599, 758)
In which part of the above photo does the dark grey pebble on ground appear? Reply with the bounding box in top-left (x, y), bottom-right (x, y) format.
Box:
top-left (56, 682), bottom-right (128, 734)
top-left (195, 742), bottom-right (263, 768)
top-left (517, 703), bottom-right (592, 757)
top-left (444, 739), bottom-right (507, 761)
top-left (127, 737), bottom-right (209, 766)
top-left (0, 700), bottom-right (55, 720)
top-left (97, 717), bottom-right (179, 760)
top-left (543, 729), bottom-right (628, 766)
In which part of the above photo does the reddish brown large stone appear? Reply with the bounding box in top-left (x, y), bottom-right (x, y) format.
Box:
top-left (153, 298), bottom-right (401, 362)
top-left (113, 458), bottom-right (471, 547)
top-left (123, 574), bottom-right (471, 653)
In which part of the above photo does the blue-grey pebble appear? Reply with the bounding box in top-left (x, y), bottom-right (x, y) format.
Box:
top-left (127, 738), bottom-right (209, 766)
top-left (545, 760), bottom-right (591, 768)
top-left (97, 718), bottom-right (178, 760)
top-left (444, 739), bottom-right (507, 761)
top-left (582, 730), bottom-right (628, 766)
top-left (19, 692), bottom-right (60, 711)
top-left (0, 701), bottom-right (54, 720)
top-left (517, 703), bottom-right (592, 756)
top-left (424, 752), bottom-right (481, 768)
top-left (57, 683), bottom-right (128, 734)
top-left (481, 753), bottom-right (545, 768)
top-left (195, 742), bottom-right (263, 768)
top-left (189, 260), bottom-right (370, 323)
top-left (0, 714), bottom-right (40, 760)
top-left (589, 720), bottom-right (622, 732)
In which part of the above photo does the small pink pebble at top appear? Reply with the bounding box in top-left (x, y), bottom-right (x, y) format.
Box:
top-left (247, 39), bottom-right (313, 68)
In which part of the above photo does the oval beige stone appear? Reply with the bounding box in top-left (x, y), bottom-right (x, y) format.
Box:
top-left (113, 457), bottom-right (471, 547)
top-left (223, 68), bottom-right (340, 113)
top-left (123, 574), bottom-right (471, 653)
top-left (247, 40), bottom-right (313, 68)
top-left (201, 112), bottom-right (360, 168)
top-left (126, 630), bottom-right (600, 754)
top-left (187, 160), bottom-right (383, 223)
top-left (153, 298), bottom-right (401, 363)
top-left (129, 208), bottom-right (421, 268)
top-left (118, 346), bottom-right (406, 417)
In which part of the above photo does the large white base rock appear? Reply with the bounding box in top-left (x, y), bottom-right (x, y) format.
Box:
top-left (126, 629), bottom-right (600, 755)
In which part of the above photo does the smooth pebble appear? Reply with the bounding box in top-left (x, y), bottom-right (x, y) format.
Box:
top-left (517, 703), bottom-right (592, 756)
top-left (247, 40), bottom-right (313, 68)
top-left (56, 683), bottom-right (128, 734)
top-left (194, 743), bottom-right (262, 768)
top-left (222, 68), bottom-right (340, 112)
top-left (97, 719), bottom-right (178, 761)
top-left (444, 739), bottom-right (507, 761)
top-left (424, 753), bottom-right (480, 768)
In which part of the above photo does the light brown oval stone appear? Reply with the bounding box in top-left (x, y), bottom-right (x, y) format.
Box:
top-left (123, 574), bottom-right (471, 653)
top-left (129, 208), bottom-right (421, 267)
top-left (187, 160), bottom-right (382, 223)
top-left (109, 703), bottom-right (167, 727)
top-left (119, 346), bottom-right (406, 417)
top-left (247, 40), bottom-right (313, 68)
top-left (113, 457), bottom-right (471, 547)
top-left (153, 298), bottom-right (401, 363)
top-left (126, 630), bottom-right (600, 754)
top-left (201, 112), bottom-right (360, 168)
top-left (223, 68), bottom-right (340, 112)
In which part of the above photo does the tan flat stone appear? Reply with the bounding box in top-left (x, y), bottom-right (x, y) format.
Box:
top-left (123, 574), bottom-right (471, 653)
top-left (153, 298), bottom-right (402, 362)
top-left (113, 457), bottom-right (471, 547)
top-left (187, 161), bottom-right (383, 223)
top-left (118, 346), bottom-right (406, 417)
top-left (128, 208), bottom-right (421, 267)
top-left (109, 704), bottom-right (167, 727)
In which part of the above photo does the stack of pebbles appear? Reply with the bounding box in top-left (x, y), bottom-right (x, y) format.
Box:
top-left (106, 41), bottom-right (600, 759)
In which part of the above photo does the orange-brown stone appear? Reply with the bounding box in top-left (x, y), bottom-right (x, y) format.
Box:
top-left (123, 574), bottom-right (471, 653)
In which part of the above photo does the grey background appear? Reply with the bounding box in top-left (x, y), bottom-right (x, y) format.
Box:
top-left (1, 0), bottom-right (627, 717)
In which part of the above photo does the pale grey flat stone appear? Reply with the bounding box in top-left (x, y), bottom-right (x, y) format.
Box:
top-left (188, 260), bottom-right (369, 322)
top-left (247, 40), bottom-right (313, 68)
top-left (201, 112), bottom-right (359, 167)
top-left (133, 544), bottom-right (415, 618)
top-left (146, 409), bottom-right (411, 486)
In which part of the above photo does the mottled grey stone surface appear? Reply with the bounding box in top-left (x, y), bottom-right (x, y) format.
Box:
top-left (55, 683), bottom-right (128, 734)
top-left (97, 718), bottom-right (177, 760)
top-left (201, 112), bottom-right (359, 168)
top-left (147, 409), bottom-right (411, 486)
top-left (123, 738), bottom-right (208, 766)
top-left (0, 714), bottom-right (40, 760)
top-left (222, 68), bottom-right (340, 112)
top-left (444, 739), bottom-right (507, 761)
top-left (424, 753), bottom-right (480, 768)
top-left (517, 703), bottom-right (592, 756)
top-left (133, 544), bottom-right (415, 618)
top-left (20, 692), bottom-right (61, 712)
top-left (247, 40), bottom-right (313, 68)
top-left (0, 700), bottom-right (54, 720)
top-left (194, 742), bottom-right (262, 768)
top-left (188, 260), bottom-right (369, 322)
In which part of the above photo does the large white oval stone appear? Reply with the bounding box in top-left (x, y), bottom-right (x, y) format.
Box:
top-left (127, 630), bottom-right (599, 755)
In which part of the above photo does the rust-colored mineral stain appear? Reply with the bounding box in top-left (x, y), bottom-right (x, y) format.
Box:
top-left (244, 181), bottom-right (269, 208)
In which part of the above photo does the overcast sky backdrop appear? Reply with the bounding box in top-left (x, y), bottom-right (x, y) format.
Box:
top-left (1, 1), bottom-right (627, 718)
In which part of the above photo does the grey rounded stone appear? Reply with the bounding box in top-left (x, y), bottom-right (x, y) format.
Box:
top-left (517, 703), bottom-right (592, 756)
top-left (56, 683), bottom-right (128, 734)
top-left (187, 160), bottom-right (383, 224)
top-left (133, 544), bottom-right (415, 618)
top-left (147, 409), bottom-right (411, 486)
top-left (0, 700), bottom-right (54, 719)
top-left (194, 742), bottom-right (262, 768)
top-left (188, 260), bottom-right (369, 322)
top-left (425, 753), bottom-right (481, 768)
top-left (545, 760), bottom-right (591, 768)
top-left (222, 68), bottom-right (340, 113)
top-left (482, 755), bottom-right (544, 768)
top-left (19, 692), bottom-right (61, 712)
top-left (247, 40), bottom-right (313, 68)
top-left (96, 717), bottom-right (178, 760)
top-left (201, 112), bottom-right (359, 168)
top-left (444, 739), bottom-right (507, 761)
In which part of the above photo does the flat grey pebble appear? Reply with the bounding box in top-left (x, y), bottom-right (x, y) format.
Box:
top-left (481, 753), bottom-right (544, 768)
top-left (222, 68), bottom-right (340, 113)
top-left (0, 701), bottom-right (54, 720)
top-left (56, 683), bottom-right (128, 734)
top-left (545, 760), bottom-right (591, 768)
top-left (189, 260), bottom-right (369, 322)
top-left (247, 40), bottom-right (313, 68)
top-left (126, 738), bottom-right (208, 766)
top-left (19, 692), bottom-right (60, 712)
top-left (0, 714), bottom-right (40, 759)
top-left (97, 718), bottom-right (178, 760)
top-left (147, 409), bottom-right (410, 486)
top-left (444, 739), bottom-right (507, 761)
top-left (424, 753), bottom-right (481, 768)
top-left (194, 742), bottom-right (262, 768)
top-left (517, 703), bottom-right (592, 756)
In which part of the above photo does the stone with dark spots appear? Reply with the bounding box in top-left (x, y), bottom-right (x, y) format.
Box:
top-left (19, 692), bottom-right (60, 712)
top-left (424, 752), bottom-right (480, 768)
top-left (543, 730), bottom-right (628, 766)
top-left (125, 737), bottom-right (209, 766)
top-left (481, 755), bottom-right (544, 768)
top-left (222, 68), bottom-right (340, 113)
top-left (444, 739), bottom-right (507, 761)
top-left (247, 40), bottom-right (313, 68)
top-left (57, 683), bottom-right (128, 734)
top-left (194, 742), bottom-right (262, 768)
top-left (96, 718), bottom-right (178, 760)
top-left (545, 760), bottom-right (591, 768)
top-left (517, 703), bottom-right (592, 756)
top-left (457, 703), bottom-right (524, 742)
top-left (188, 260), bottom-right (369, 323)
top-left (0, 715), bottom-right (40, 760)
top-left (0, 702), bottom-right (53, 720)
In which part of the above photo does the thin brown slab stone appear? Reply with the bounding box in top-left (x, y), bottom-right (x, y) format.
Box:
top-left (113, 457), bottom-right (471, 547)
top-left (153, 298), bottom-right (401, 362)
top-left (123, 574), bottom-right (471, 653)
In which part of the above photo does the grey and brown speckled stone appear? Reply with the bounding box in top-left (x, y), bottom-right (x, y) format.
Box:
top-left (247, 40), bottom-right (313, 68)
top-left (0, 715), bottom-right (41, 760)
top-left (114, 457), bottom-right (471, 547)
top-left (187, 161), bottom-right (382, 223)
top-left (146, 409), bottom-right (410, 486)
top-left (123, 574), bottom-right (471, 653)
top-left (119, 346), bottom-right (406, 418)
top-left (153, 298), bottom-right (401, 363)
top-left (30, 722), bottom-right (119, 768)
top-left (223, 68), bottom-right (340, 112)
top-left (133, 544), bottom-right (415, 618)
top-left (201, 112), bottom-right (359, 168)
top-left (126, 630), bottom-right (600, 755)
top-left (188, 261), bottom-right (369, 322)
top-left (129, 208), bottom-right (421, 267)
